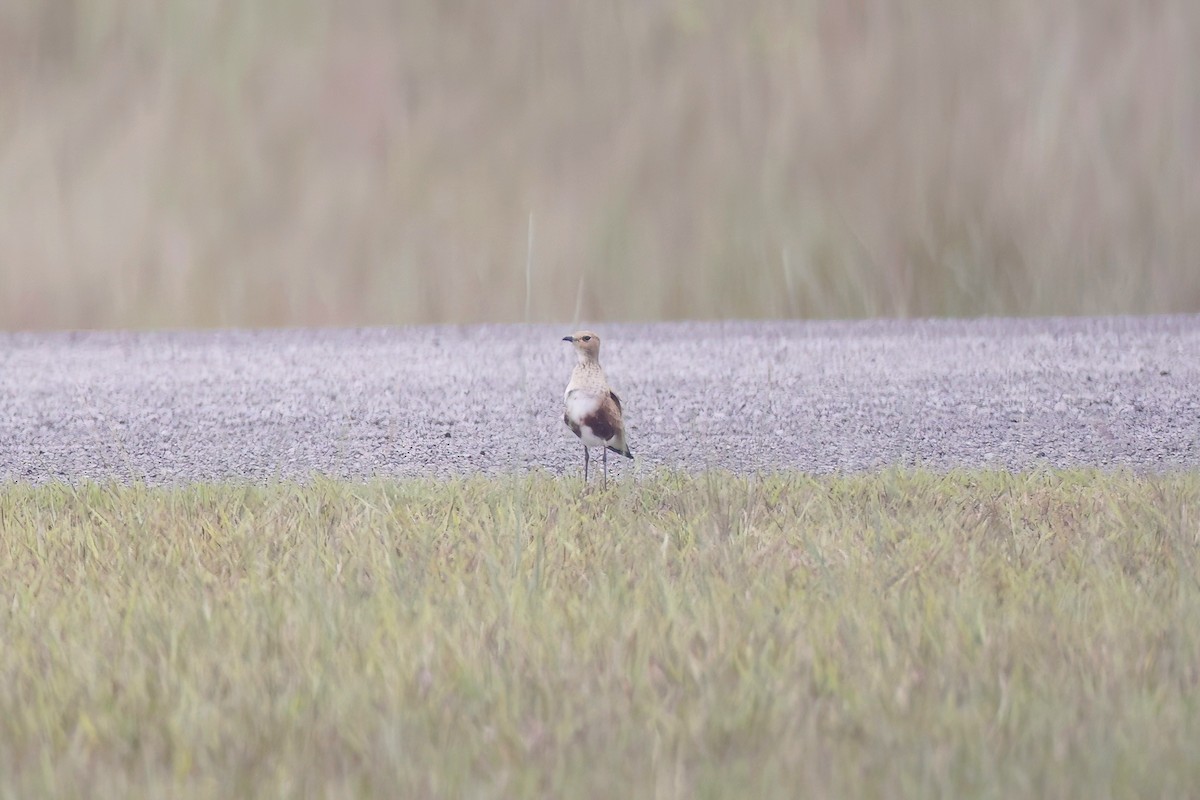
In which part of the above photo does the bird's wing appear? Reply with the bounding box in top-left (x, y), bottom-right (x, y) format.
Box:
top-left (581, 393), bottom-right (624, 443)
top-left (599, 392), bottom-right (633, 458)
top-left (563, 410), bottom-right (581, 437)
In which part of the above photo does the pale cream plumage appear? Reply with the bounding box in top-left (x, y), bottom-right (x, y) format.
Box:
top-left (561, 331), bottom-right (632, 487)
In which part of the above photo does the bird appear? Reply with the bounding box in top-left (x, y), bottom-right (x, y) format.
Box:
top-left (562, 330), bottom-right (633, 488)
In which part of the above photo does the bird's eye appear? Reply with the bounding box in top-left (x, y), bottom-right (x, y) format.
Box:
top-left (582, 336), bottom-right (592, 341)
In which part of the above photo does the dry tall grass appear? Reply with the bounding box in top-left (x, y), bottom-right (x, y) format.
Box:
top-left (2, 1), bottom-right (1197, 329)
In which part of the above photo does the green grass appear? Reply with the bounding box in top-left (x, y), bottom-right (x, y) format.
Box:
top-left (2, 470), bottom-right (1198, 798)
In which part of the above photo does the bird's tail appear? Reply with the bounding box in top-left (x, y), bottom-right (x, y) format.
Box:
top-left (607, 439), bottom-right (633, 459)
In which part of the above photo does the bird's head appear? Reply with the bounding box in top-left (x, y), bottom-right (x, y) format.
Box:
top-left (562, 330), bottom-right (601, 363)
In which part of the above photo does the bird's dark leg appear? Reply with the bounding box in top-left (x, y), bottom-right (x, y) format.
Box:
top-left (583, 445), bottom-right (589, 483)
top-left (603, 447), bottom-right (608, 489)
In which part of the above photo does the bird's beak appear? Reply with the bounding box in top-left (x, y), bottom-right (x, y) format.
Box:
top-left (562, 336), bottom-right (574, 342)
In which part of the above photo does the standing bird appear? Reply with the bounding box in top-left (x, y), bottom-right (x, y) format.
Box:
top-left (562, 331), bottom-right (633, 487)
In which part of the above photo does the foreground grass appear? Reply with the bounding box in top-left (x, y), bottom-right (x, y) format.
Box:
top-left (1, 471), bottom-right (1198, 798)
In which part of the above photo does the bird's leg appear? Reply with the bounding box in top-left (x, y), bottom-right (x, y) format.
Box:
top-left (583, 445), bottom-right (589, 484)
top-left (603, 447), bottom-right (608, 489)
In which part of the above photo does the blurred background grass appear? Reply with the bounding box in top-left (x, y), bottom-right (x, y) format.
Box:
top-left (1, 0), bottom-right (1197, 330)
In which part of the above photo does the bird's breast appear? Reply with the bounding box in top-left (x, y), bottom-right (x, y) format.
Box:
top-left (564, 389), bottom-right (601, 423)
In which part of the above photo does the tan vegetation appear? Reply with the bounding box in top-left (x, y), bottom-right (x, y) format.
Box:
top-left (2, 470), bottom-right (1198, 796)
top-left (1, 1), bottom-right (1197, 330)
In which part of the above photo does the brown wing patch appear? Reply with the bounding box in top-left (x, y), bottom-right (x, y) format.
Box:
top-left (606, 391), bottom-right (633, 457)
top-left (581, 395), bottom-right (624, 443)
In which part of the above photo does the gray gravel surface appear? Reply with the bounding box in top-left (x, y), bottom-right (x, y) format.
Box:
top-left (0, 316), bottom-right (1197, 484)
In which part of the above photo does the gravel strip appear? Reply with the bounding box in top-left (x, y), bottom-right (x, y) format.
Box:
top-left (0, 316), bottom-right (1196, 483)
